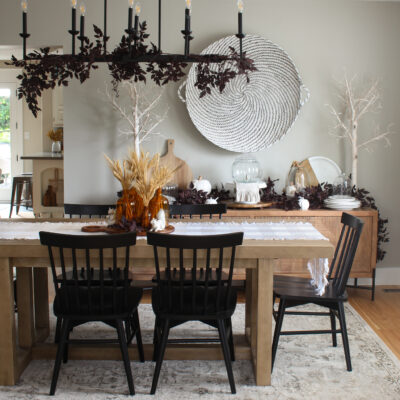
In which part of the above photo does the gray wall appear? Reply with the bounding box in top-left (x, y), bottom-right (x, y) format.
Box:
top-left (1, 0), bottom-right (399, 283)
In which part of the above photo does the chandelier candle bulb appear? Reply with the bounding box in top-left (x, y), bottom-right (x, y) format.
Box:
top-left (78, 3), bottom-right (86, 50)
top-left (134, 2), bottom-right (140, 39)
top-left (185, 0), bottom-right (191, 31)
top-left (19, 0), bottom-right (30, 59)
top-left (21, 1), bottom-right (28, 33)
top-left (128, 0), bottom-right (133, 31)
top-left (238, 0), bottom-right (244, 34)
top-left (71, 1), bottom-right (77, 31)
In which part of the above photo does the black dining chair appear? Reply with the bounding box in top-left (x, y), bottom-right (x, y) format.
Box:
top-left (147, 231), bottom-right (244, 394)
top-left (169, 203), bottom-right (227, 219)
top-left (39, 231), bottom-right (144, 396)
top-left (271, 212), bottom-right (364, 372)
top-left (64, 203), bottom-right (115, 218)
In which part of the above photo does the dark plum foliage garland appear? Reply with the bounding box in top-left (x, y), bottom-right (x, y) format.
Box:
top-left (9, 23), bottom-right (256, 117)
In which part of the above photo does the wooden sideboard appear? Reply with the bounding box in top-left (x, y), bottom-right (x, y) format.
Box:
top-left (222, 208), bottom-right (378, 280)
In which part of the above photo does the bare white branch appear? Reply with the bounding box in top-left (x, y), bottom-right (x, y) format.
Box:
top-left (103, 80), bottom-right (168, 155)
top-left (326, 74), bottom-right (395, 186)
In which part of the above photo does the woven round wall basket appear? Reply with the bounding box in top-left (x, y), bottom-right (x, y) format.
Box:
top-left (181, 35), bottom-right (309, 153)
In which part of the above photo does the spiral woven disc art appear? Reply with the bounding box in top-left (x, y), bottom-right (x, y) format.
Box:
top-left (184, 35), bottom-right (308, 153)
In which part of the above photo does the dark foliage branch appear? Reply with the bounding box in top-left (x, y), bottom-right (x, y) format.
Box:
top-left (10, 23), bottom-right (256, 116)
top-left (175, 183), bottom-right (234, 205)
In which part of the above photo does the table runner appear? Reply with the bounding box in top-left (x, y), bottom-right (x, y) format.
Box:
top-left (0, 221), bottom-right (329, 294)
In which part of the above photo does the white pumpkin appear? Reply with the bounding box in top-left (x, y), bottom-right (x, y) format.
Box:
top-left (298, 197), bottom-right (310, 211)
top-left (205, 198), bottom-right (218, 204)
top-left (192, 176), bottom-right (212, 194)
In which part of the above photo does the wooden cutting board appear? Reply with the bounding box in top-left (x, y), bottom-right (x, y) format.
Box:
top-left (159, 139), bottom-right (193, 190)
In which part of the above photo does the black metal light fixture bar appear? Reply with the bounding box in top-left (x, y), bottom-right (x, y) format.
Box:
top-left (19, 0), bottom-right (246, 63)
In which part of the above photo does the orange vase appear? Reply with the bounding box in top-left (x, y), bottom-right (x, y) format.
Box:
top-left (115, 189), bottom-right (134, 223)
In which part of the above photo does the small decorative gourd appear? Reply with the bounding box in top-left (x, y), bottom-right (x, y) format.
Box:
top-left (192, 176), bottom-right (212, 194)
top-left (298, 197), bottom-right (310, 211)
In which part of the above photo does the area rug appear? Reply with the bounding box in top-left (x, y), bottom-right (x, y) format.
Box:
top-left (1, 303), bottom-right (399, 400)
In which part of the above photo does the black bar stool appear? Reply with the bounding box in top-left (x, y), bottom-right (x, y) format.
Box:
top-left (9, 173), bottom-right (33, 218)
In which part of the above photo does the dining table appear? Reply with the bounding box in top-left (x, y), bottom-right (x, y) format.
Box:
top-left (0, 218), bottom-right (334, 387)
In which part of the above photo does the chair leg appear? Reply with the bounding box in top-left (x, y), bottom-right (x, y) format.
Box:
top-left (271, 297), bottom-right (286, 372)
top-left (116, 319), bottom-right (135, 395)
top-left (9, 179), bottom-right (17, 218)
top-left (152, 316), bottom-right (161, 362)
top-left (132, 310), bottom-right (145, 362)
top-left (16, 182), bottom-right (23, 215)
top-left (330, 309), bottom-right (337, 347)
top-left (63, 330), bottom-right (70, 364)
top-left (337, 302), bottom-right (352, 371)
top-left (371, 269), bottom-right (376, 301)
top-left (226, 318), bottom-right (235, 362)
top-left (151, 318), bottom-right (170, 395)
top-left (117, 319), bottom-right (135, 395)
top-left (50, 318), bottom-right (70, 396)
top-left (54, 317), bottom-right (62, 343)
top-left (217, 319), bottom-right (236, 394)
top-left (125, 318), bottom-right (132, 343)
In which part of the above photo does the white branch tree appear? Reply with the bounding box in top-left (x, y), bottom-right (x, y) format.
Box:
top-left (104, 80), bottom-right (168, 156)
top-left (327, 74), bottom-right (394, 187)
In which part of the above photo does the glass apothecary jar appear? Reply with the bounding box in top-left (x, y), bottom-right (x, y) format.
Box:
top-left (232, 154), bottom-right (262, 183)
top-left (286, 161), bottom-right (312, 195)
top-left (333, 173), bottom-right (352, 196)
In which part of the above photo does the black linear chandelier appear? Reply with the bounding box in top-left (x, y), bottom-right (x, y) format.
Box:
top-left (11, 0), bottom-right (256, 117)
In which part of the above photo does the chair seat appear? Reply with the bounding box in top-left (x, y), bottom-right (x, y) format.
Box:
top-left (274, 276), bottom-right (348, 303)
top-left (54, 286), bottom-right (143, 318)
top-left (152, 286), bottom-right (237, 319)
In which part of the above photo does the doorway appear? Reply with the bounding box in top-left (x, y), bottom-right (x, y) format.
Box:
top-left (0, 77), bottom-right (23, 202)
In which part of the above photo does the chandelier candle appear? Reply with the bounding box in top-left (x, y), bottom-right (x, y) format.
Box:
top-left (69, 0), bottom-right (78, 55)
top-left (134, 2), bottom-right (141, 41)
top-left (236, 0), bottom-right (244, 58)
top-left (78, 4), bottom-right (86, 50)
top-left (128, 0), bottom-right (133, 31)
top-left (20, 0), bottom-right (30, 59)
top-left (183, 0), bottom-right (192, 57)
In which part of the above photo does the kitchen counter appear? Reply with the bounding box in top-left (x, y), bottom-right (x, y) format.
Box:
top-left (21, 153), bottom-right (64, 217)
top-left (21, 152), bottom-right (63, 160)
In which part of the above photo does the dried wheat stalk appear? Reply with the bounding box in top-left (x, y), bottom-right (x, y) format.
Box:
top-left (126, 149), bottom-right (178, 206)
top-left (104, 154), bottom-right (136, 191)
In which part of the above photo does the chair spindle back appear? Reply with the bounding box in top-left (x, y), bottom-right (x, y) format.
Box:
top-left (169, 204), bottom-right (227, 220)
top-left (327, 213), bottom-right (364, 295)
top-left (39, 231), bottom-right (136, 316)
top-left (147, 232), bottom-right (243, 315)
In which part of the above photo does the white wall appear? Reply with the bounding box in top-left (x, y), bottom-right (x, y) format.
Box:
top-left (1, 0), bottom-right (399, 284)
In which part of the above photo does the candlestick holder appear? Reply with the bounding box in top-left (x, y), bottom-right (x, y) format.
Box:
top-left (125, 27), bottom-right (136, 53)
top-left (68, 29), bottom-right (79, 56)
top-left (19, 32), bottom-right (30, 60)
top-left (235, 33), bottom-right (245, 59)
top-left (77, 34), bottom-right (87, 53)
top-left (181, 29), bottom-right (193, 58)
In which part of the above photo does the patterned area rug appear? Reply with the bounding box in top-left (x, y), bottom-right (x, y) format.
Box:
top-left (1, 303), bottom-right (399, 400)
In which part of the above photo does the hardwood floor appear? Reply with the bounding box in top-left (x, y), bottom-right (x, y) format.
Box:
top-left (142, 285), bottom-right (400, 360)
top-left (348, 285), bottom-right (400, 360)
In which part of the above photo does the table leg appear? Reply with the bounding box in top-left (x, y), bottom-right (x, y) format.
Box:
top-left (245, 268), bottom-right (253, 342)
top-left (0, 258), bottom-right (17, 385)
top-left (16, 268), bottom-right (35, 349)
top-left (34, 268), bottom-right (50, 341)
top-left (251, 258), bottom-right (275, 386)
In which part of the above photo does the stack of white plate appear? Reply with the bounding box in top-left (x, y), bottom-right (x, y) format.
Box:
top-left (324, 195), bottom-right (361, 210)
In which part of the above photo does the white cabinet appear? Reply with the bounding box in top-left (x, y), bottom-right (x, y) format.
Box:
top-left (52, 85), bottom-right (64, 127)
